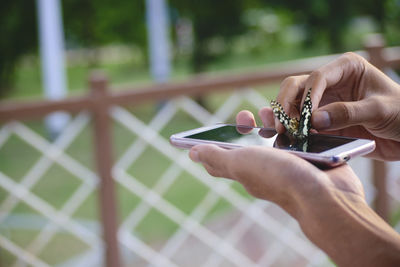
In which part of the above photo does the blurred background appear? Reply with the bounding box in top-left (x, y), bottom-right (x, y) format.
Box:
top-left (0, 0), bottom-right (400, 266)
top-left (1, 0), bottom-right (400, 99)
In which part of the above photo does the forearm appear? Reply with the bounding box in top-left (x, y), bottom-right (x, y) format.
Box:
top-left (293, 182), bottom-right (400, 266)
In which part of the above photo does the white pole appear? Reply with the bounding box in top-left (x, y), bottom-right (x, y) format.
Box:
top-left (37, 0), bottom-right (69, 138)
top-left (146, 0), bottom-right (171, 83)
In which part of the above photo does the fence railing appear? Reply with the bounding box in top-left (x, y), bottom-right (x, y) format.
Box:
top-left (1, 35), bottom-right (400, 266)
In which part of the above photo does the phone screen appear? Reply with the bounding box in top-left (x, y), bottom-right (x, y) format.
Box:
top-left (185, 125), bottom-right (355, 153)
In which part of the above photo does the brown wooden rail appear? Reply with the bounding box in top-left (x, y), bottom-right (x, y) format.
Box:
top-left (2, 47), bottom-right (400, 122)
top-left (0, 35), bottom-right (399, 267)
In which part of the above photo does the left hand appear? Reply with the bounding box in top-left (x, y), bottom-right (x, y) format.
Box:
top-left (188, 111), bottom-right (365, 216)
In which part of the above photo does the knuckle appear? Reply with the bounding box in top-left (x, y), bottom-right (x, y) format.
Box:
top-left (340, 52), bottom-right (366, 67)
top-left (369, 96), bottom-right (388, 119)
top-left (342, 103), bottom-right (353, 122)
top-left (341, 51), bottom-right (359, 61)
top-left (280, 76), bottom-right (298, 88)
top-left (332, 102), bottom-right (352, 124)
top-left (309, 69), bottom-right (324, 80)
top-left (205, 165), bottom-right (220, 177)
top-left (361, 96), bottom-right (394, 133)
top-left (207, 149), bottom-right (235, 178)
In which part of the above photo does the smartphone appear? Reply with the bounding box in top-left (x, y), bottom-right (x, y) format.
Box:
top-left (170, 124), bottom-right (376, 167)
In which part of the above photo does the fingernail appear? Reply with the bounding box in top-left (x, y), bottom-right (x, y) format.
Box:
top-left (313, 111), bottom-right (331, 129)
top-left (190, 149), bottom-right (201, 163)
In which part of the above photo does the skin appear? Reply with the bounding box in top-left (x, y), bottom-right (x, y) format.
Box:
top-left (273, 52), bottom-right (400, 161)
top-left (189, 53), bottom-right (400, 266)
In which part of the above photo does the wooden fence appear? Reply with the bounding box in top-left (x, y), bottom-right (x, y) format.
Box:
top-left (1, 35), bottom-right (400, 266)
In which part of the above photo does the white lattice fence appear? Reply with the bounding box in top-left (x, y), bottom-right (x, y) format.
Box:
top-left (1, 87), bottom-right (400, 267)
top-left (0, 112), bottom-right (101, 266)
top-left (110, 89), bottom-right (330, 267)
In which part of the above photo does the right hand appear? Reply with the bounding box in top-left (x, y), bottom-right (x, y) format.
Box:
top-left (259, 52), bottom-right (400, 161)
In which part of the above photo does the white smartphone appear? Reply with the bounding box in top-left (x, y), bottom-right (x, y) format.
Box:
top-left (170, 124), bottom-right (376, 167)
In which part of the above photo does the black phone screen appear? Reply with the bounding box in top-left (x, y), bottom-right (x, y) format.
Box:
top-left (185, 125), bottom-right (355, 153)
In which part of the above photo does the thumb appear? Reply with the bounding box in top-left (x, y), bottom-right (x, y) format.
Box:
top-left (189, 145), bottom-right (233, 178)
top-left (312, 99), bottom-right (376, 131)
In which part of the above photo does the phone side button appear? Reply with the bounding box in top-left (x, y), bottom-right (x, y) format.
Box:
top-left (343, 156), bottom-right (351, 161)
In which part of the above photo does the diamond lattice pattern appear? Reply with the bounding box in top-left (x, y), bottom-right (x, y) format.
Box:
top-left (1, 88), bottom-right (400, 266)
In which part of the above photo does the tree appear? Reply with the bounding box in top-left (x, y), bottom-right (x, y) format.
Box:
top-left (0, 1), bottom-right (38, 97)
top-left (62, 0), bottom-right (147, 65)
top-left (170, 0), bottom-right (246, 71)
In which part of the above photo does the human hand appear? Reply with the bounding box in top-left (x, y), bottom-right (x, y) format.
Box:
top-left (265, 52), bottom-right (400, 161)
top-left (189, 143), bottom-right (364, 216)
top-left (188, 126), bottom-right (372, 265)
top-left (189, 113), bottom-right (400, 266)
top-left (189, 110), bottom-right (365, 214)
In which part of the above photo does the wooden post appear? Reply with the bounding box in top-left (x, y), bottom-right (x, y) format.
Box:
top-left (372, 160), bottom-right (389, 221)
top-left (363, 34), bottom-right (389, 222)
top-left (364, 33), bottom-right (386, 69)
top-left (90, 72), bottom-right (121, 267)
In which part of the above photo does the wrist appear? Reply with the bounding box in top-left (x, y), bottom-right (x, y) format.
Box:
top-left (295, 178), bottom-right (400, 266)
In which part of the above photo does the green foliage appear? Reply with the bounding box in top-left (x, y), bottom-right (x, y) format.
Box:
top-left (1, 0), bottom-right (400, 98)
top-left (63, 0), bottom-right (146, 47)
top-left (0, 1), bottom-right (38, 96)
top-left (385, 0), bottom-right (400, 45)
top-left (170, 0), bottom-right (246, 71)
top-left (259, 0), bottom-right (356, 52)
top-left (62, 0), bottom-right (147, 65)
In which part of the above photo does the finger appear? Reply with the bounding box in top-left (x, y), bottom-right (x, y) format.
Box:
top-left (189, 145), bottom-right (233, 179)
top-left (258, 128), bottom-right (276, 138)
top-left (312, 99), bottom-right (377, 131)
top-left (277, 75), bottom-right (309, 106)
top-left (258, 107), bottom-right (275, 128)
top-left (236, 110), bottom-right (256, 126)
top-left (303, 71), bottom-right (328, 109)
top-left (236, 110), bottom-right (256, 134)
top-left (275, 75), bottom-right (309, 133)
top-left (257, 108), bottom-right (278, 139)
top-left (303, 52), bottom-right (366, 109)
